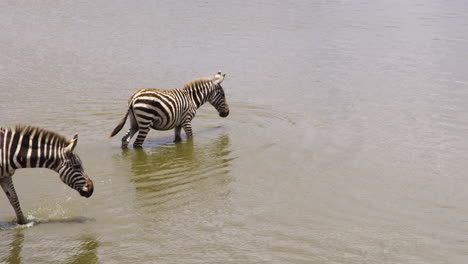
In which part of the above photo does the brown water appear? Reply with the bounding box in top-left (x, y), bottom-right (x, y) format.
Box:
top-left (1, 1), bottom-right (468, 263)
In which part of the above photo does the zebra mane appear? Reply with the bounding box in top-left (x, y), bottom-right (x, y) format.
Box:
top-left (183, 77), bottom-right (214, 90)
top-left (12, 125), bottom-right (71, 146)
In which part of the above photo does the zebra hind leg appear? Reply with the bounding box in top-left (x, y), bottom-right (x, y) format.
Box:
top-left (0, 176), bottom-right (27, 225)
top-left (121, 126), bottom-right (138, 149)
top-left (133, 126), bottom-right (150, 148)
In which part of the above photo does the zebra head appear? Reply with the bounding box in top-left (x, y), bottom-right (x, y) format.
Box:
top-left (210, 71), bottom-right (230, 118)
top-left (57, 134), bottom-right (94, 198)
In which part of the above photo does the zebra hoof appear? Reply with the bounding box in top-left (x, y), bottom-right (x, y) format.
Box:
top-left (16, 218), bottom-right (27, 225)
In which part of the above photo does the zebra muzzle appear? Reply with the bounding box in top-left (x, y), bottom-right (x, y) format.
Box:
top-left (79, 178), bottom-right (94, 198)
top-left (219, 110), bottom-right (229, 118)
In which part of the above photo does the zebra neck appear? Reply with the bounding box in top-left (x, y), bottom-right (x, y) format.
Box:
top-left (12, 147), bottom-right (64, 171)
top-left (186, 84), bottom-right (215, 109)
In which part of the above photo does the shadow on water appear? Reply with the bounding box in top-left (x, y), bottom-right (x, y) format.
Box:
top-left (0, 222), bottom-right (99, 264)
top-left (0, 216), bottom-right (94, 230)
top-left (119, 132), bottom-right (236, 211)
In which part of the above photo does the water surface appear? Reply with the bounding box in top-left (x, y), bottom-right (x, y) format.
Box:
top-left (1, 1), bottom-right (468, 263)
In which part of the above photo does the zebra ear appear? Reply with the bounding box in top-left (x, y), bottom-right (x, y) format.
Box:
top-left (65, 134), bottom-right (78, 153)
top-left (214, 71), bottom-right (226, 84)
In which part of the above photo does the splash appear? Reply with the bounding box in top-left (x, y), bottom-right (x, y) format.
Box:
top-left (0, 216), bottom-right (37, 230)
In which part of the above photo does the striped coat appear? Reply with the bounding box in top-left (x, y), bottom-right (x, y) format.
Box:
top-left (110, 71), bottom-right (229, 148)
top-left (0, 125), bottom-right (93, 224)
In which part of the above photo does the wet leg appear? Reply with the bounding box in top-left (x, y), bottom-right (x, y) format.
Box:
top-left (182, 122), bottom-right (193, 139)
top-left (174, 125), bottom-right (182, 142)
top-left (121, 126), bottom-right (138, 148)
top-left (121, 111), bottom-right (139, 148)
top-left (133, 126), bottom-right (150, 148)
top-left (0, 176), bottom-right (26, 225)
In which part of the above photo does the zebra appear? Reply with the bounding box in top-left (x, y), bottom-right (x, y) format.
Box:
top-left (0, 125), bottom-right (94, 224)
top-left (110, 71), bottom-right (230, 148)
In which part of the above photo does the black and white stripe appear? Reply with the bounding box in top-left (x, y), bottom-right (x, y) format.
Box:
top-left (110, 71), bottom-right (230, 148)
top-left (0, 125), bottom-right (94, 224)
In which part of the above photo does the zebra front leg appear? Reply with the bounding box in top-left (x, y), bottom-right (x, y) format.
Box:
top-left (133, 126), bottom-right (150, 148)
top-left (174, 125), bottom-right (182, 142)
top-left (0, 177), bottom-right (26, 225)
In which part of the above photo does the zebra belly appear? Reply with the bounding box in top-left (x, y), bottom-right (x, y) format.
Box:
top-left (150, 119), bottom-right (179, 131)
top-left (131, 95), bottom-right (187, 131)
top-left (133, 109), bottom-right (183, 130)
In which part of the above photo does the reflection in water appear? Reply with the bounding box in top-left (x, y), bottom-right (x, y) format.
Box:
top-left (121, 133), bottom-right (235, 211)
top-left (2, 230), bottom-right (23, 264)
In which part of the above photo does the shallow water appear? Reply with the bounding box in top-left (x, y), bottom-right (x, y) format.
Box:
top-left (1, 0), bottom-right (468, 263)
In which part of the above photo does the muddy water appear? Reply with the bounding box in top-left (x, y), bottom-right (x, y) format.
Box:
top-left (1, 1), bottom-right (468, 263)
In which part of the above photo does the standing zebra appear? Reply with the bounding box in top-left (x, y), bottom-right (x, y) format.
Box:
top-left (0, 125), bottom-right (94, 224)
top-left (110, 71), bottom-right (230, 148)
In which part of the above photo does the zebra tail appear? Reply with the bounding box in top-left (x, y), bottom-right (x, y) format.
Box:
top-left (110, 108), bottom-right (130, 138)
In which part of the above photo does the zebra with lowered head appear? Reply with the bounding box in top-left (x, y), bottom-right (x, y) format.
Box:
top-left (110, 71), bottom-right (230, 148)
top-left (0, 125), bottom-right (94, 224)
